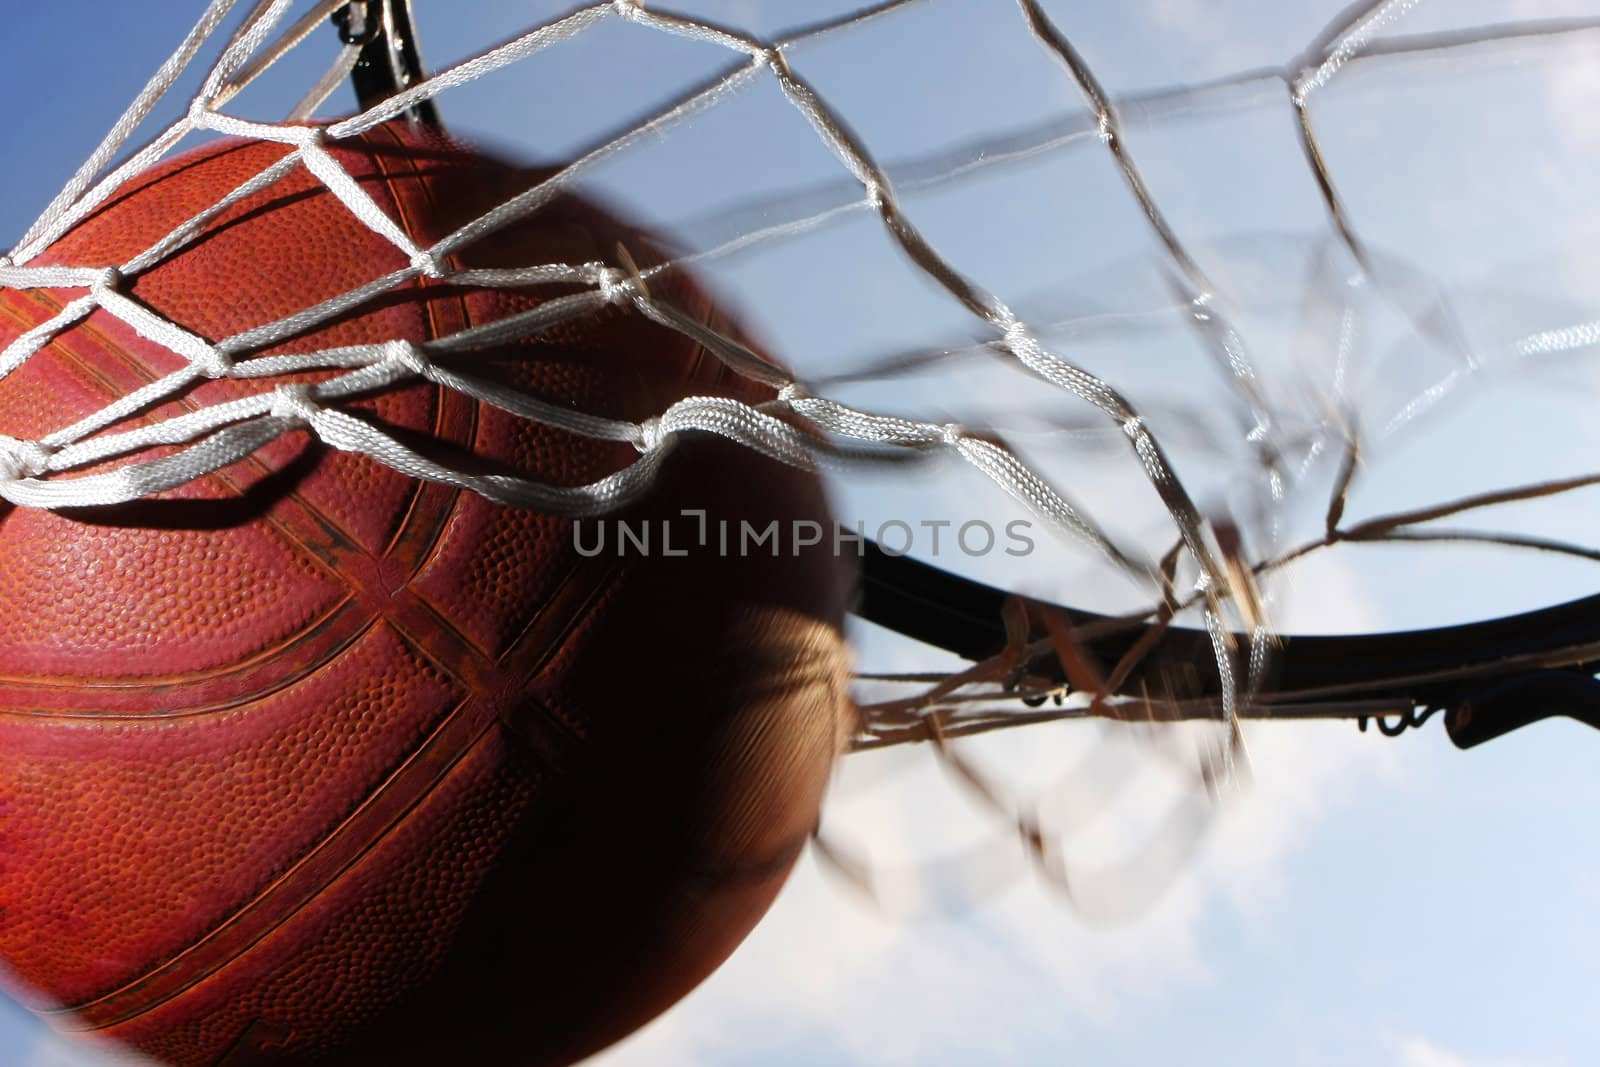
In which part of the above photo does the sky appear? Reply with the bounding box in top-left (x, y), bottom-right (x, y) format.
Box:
top-left (2, 1), bottom-right (1600, 1065)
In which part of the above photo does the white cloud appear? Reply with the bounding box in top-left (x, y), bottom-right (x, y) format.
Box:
top-left (1394, 1035), bottom-right (1474, 1067)
top-left (1387, 1032), bottom-right (1571, 1067)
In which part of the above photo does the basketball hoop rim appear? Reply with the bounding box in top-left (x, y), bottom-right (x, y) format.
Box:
top-left (858, 540), bottom-right (1600, 705)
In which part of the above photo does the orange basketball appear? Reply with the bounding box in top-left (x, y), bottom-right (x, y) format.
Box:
top-left (0, 123), bottom-right (852, 1064)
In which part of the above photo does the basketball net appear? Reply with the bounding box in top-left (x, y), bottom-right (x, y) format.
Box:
top-left (2, 0), bottom-right (1597, 916)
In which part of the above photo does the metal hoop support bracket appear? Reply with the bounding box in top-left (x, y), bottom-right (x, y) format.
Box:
top-left (333, 0), bottom-right (440, 127)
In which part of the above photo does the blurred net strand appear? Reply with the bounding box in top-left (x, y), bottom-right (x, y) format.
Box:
top-left (1018, 0), bottom-right (1285, 491)
top-left (672, 15), bottom-right (1600, 270)
top-left (814, 701), bottom-right (1235, 921)
top-left (822, 598), bottom-right (1243, 920)
top-left (670, 12), bottom-right (1600, 472)
top-left (0, 0), bottom-right (1594, 736)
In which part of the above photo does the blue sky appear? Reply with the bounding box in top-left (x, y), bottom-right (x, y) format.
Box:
top-left (3, 2), bottom-right (1600, 1065)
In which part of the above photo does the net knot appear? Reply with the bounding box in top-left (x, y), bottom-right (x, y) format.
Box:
top-left (612, 0), bottom-right (643, 16)
top-left (595, 266), bottom-right (636, 306)
top-left (761, 47), bottom-right (790, 75)
top-left (633, 416), bottom-right (665, 454)
top-left (1001, 320), bottom-right (1038, 357)
top-left (93, 266), bottom-right (124, 293)
top-left (409, 249), bottom-right (444, 278)
top-left (778, 382), bottom-right (808, 405)
top-left (0, 437), bottom-right (50, 482)
top-left (289, 125), bottom-right (326, 149)
top-left (940, 423), bottom-right (964, 445)
top-left (192, 347), bottom-right (233, 379)
top-left (1290, 70), bottom-right (1315, 108)
top-left (270, 384), bottom-right (318, 424)
top-left (384, 340), bottom-right (430, 376)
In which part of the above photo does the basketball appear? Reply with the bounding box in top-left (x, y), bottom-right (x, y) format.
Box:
top-left (0, 122), bottom-right (853, 1064)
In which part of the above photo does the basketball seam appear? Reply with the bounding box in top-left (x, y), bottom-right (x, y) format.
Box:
top-left (47, 702), bottom-right (502, 1027)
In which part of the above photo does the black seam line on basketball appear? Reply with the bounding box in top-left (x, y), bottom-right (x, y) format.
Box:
top-left (0, 291), bottom-right (386, 703)
top-left (3, 282), bottom-right (592, 721)
top-left (387, 571), bottom-right (571, 691)
top-left (15, 203), bottom-right (496, 689)
top-left (382, 611), bottom-right (580, 759)
top-left (3, 284), bottom-right (371, 596)
top-left (0, 603), bottom-right (372, 715)
top-left (492, 555), bottom-right (625, 747)
top-left (247, 120), bottom-right (493, 674)
top-left (6, 132), bottom-right (575, 1021)
top-left (494, 552), bottom-right (623, 677)
top-left (97, 138), bottom-right (270, 230)
top-left (356, 120), bottom-right (613, 695)
top-left (46, 696), bottom-right (501, 1028)
top-left (1, 532), bottom-right (638, 734)
top-left (18, 132), bottom-right (458, 584)
top-left (37, 558), bottom-right (615, 1019)
top-left (212, 1017), bottom-right (295, 1067)
top-left (364, 119), bottom-right (480, 573)
top-left (177, 130), bottom-right (450, 584)
top-left (359, 133), bottom-right (638, 719)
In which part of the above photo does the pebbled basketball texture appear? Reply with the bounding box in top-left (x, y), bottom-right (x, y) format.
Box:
top-left (0, 122), bottom-right (853, 1064)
